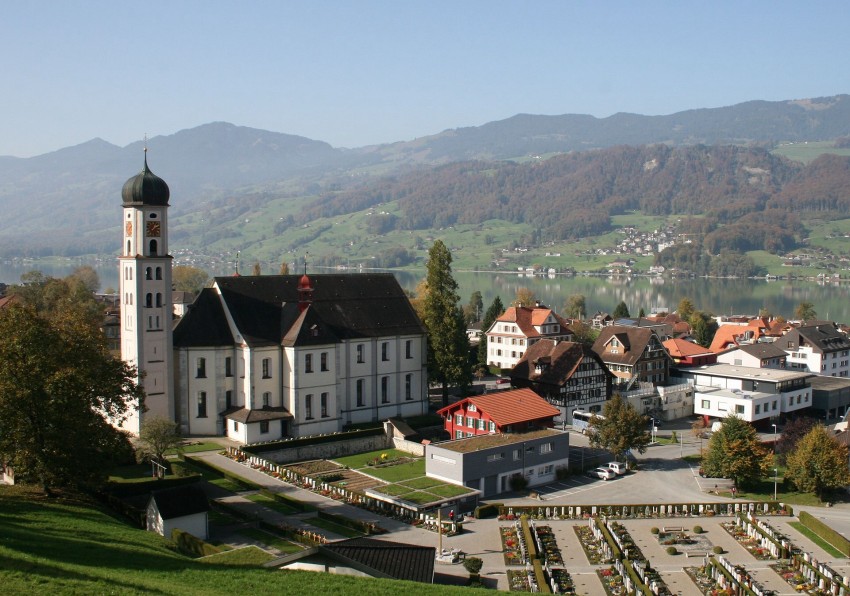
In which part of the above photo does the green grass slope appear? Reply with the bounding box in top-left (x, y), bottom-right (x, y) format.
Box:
top-left (0, 485), bottom-right (467, 595)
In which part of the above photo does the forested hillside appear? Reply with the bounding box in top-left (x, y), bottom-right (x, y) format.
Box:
top-left (300, 145), bottom-right (850, 256)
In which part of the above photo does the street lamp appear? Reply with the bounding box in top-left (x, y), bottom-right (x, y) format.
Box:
top-left (774, 468), bottom-right (778, 501)
top-left (771, 423), bottom-right (778, 464)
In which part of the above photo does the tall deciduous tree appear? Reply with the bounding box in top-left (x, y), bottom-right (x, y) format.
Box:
top-left (775, 417), bottom-right (818, 465)
top-left (251, 262), bottom-right (262, 276)
top-left (422, 240), bottom-right (469, 406)
top-left (512, 287), bottom-right (536, 308)
top-left (677, 298), bottom-right (696, 320)
top-left (0, 304), bottom-right (142, 494)
top-left (279, 261), bottom-right (290, 275)
top-left (785, 425), bottom-right (850, 500)
top-left (138, 416), bottom-right (183, 470)
top-left (588, 394), bottom-right (651, 460)
top-left (794, 301), bottom-right (817, 321)
top-left (701, 415), bottom-right (771, 488)
top-left (478, 296), bottom-right (505, 366)
top-left (564, 294), bottom-right (586, 320)
top-left (172, 266), bottom-right (210, 293)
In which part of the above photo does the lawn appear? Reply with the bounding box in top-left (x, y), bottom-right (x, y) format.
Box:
top-left (198, 546), bottom-right (277, 566)
top-left (236, 528), bottom-right (305, 554)
top-left (303, 516), bottom-right (364, 538)
top-left (789, 522), bottom-right (847, 558)
top-left (244, 492), bottom-right (301, 515)
top-left (0, 484), bottom-right (471, 595)
top-left (360, 459), bottom-right (426, 483)
top-left (331, 448), bottom-right (413, 469)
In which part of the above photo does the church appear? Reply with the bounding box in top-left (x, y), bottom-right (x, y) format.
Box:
top-left (118, 154), bottom-right (429, 444)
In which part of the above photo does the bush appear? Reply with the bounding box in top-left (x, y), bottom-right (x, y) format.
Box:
top-left (693, 525), bottom-right (703, 534)
top-left (666, 546), bottom-right (678, 555)
top-left (650, 527), bottom-right (660, 534)
top-left (555, 466), bottom-right (570, 481)
top-left (713, 546), bottom-right (724, 554)
top-left (463, 556), bottom-right (483, 576)
top-left (509, 473), bottom-right (528, 492)
top-left (474, 502), bottom-right (502, 519)
top-left (172, 528), bottom-right (221, 557)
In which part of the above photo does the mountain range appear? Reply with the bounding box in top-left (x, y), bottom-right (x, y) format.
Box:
top-left (1, 94), bottom-right (850, 258)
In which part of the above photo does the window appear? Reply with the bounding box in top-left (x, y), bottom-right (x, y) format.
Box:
top-left (145, 293), bottom-right (153, 308)
top-left (196, 357), bottom-right (206, 378)
top-left (540, 442), bottom-right (553, 454)
top-left (225, 390), bottom-right (232, 409)
top-left (772, 401), bottom-right (777, 410)
top-left (262, 358), bottom-right (271, 378)
top-left (381, 377), bottom-right (389, 403)
top-left (381, 342), bottom-right (389, 361)
top-left (233, 421), bottom-right (239, 432)
top-left (145, 267), bottom-right (152, 280)
top-left (356, 344), bottom-right (364, 364)
top-left (486, 453), bottom-right (505, 462)
top-left (321, 393), bottom-right (328, 417)
top-left (320, 352), bottom-right (328, 371)
top-left (455, 414), bottom-right (464, 425)
top-left (197, 392), bottom-right (207, 418)
top-left (466, 416), bottom-right (474, 427)
top-left (405, 374), bottom-right (412, 400)
top-left (149, 239), bottom-right (157, 255)
top-left (225, 357), bottom-right (233, 377)
top-left (540, 465), bottom-right (554, 476)
top-left (356, 379), bottom-right (365, 407)
top-left (513, 449), bottom-right (521, 461)
top-left (755, 404), bottom-right (761, 414)
top-left (260, 420), bottom-right (269, 434)
top-left (478, 419), bottom-right (486, 430)
top-left (262, 392), bottom-right (271, 408)
top-left (155, 267), bottom-right (162, 280)
top-left (489, 421), bottom-right (496, 432)
top-left (701, 399), bottom-right (710, 409)
top-left (455, 430), bottom-right (463, 439)
top-left (305, 354), bottom-right (313, 373)
top-left (305, 395), bottom-right (313, 420)
top-left (735, 405), bottom-right (745, 414)
top-left (405, 340), bottom-right (412, 359)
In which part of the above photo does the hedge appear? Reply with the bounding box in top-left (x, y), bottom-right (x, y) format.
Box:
top-left (258, 488), bottom-right (315, 513)
top-left (182, 455), bottom-right (261, 491)
top-left (798, 511), bottom-right (850, 556)
top-left (317, 509), bottom-right (385, 535)
top-left (520, 515), bottom-right (538, 560)
top-left (474, 502), bottom-right (502, 519)
top-left (172, 528), bottom-right (221, 557)
top-left (532, 560), bottom-right (551, 594)
top-left (103, 473), bottom-right (201, 498)
top-left (241, 428), bottom-right (384, 453)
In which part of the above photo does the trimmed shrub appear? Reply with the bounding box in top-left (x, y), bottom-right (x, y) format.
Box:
top-left (509, 473), bottom-right (528, 492)
top-left (666, 546), bottom-right (678, 555)
top-left (799, 511), bottom-right (850, 556)
top-left (693, 525), bottom-right (703, 534)
top-left (712, 546), bottom-right (724, 554)
top-left (172, 528), bottom-right (221, 557)
top-left (650, 527), bottom-right (660, 534)
top-left (474, 502), bottom-right (502, 519)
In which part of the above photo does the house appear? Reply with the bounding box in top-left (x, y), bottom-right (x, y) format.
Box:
top-left (663, 338), bottom-right (717, 368)
top-left (146, 484), bottom-right (210, 540)
top-left (277, 537), bottom-right (435, 584)
top-left (591, 312), bottom-right (613, 330)
top-left (674, 363), bottom-right (813, 426)
top-left (436, 388), bottom-right (561, 439)
top-left (592, 326), bottom-right (672, 388)
top-left (484, 302), bottom-right (573, 371)
top-left (509, 340), bottom-right (612, 425)
top-left (807, 375), bottom-right (850, 423)
top-left (425, 427), bottom-right (570, 497)
top-left (173, 273), bottom-right (429, 443)
top-left (782, 321), bottom-right (850, 378)
top-left (716, 343), bottom-right (787, 370)
top-left (709, 318), bottom-right (770, 353)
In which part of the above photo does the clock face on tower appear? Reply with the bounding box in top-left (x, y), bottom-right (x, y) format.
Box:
top-left (146, 221), bottom-right (161, 237)
top-left (125, 222), bottom-right (133, 236)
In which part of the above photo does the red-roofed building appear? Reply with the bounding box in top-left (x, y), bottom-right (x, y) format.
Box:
top-left (436, 388), bottom-right (560, 439)
top-left (663, 338), bottom-right (717, 367)
top-left (484, 303), bottom-right (573, 371)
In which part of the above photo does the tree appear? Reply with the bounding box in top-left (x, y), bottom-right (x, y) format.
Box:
top-left (677, 298), bottom-right (696, 320)
top-left (785, 425), bottom-right (850, 500)
top-left (279, 261), bottom-right (290, 275)
top-left (252, 262), bottom-right (262, 276)
top-left (172, 266), bottom-right (209, 293)
top-left (512, 287), bottom-right (536, 308)
top-left (588, 394), bottom-right (651, 460)
top-left (564, 294), bottom-right (586, 319)
top-left (569, 320), bottom-right (598, 345)
top-left (477, 296), bottom-right (504, 366)
top-left (701, 415), bottom-right (771, 488)
top-left (612, 301), bottom-right (630, 319)
top-left (10, 271), bottom-right (101, 326)
top-left (67, 266), bottom-right (100, 293)
top-left (463, 290), bottom-right (484, 324)
top-left (637, 307), bottom-right (646, 318)
top-left (690, 311), bottom-right (718, 348)
top-left (775, 417), bottom-right (818, 465)
top-left (794, 301), bottom-right (817, 321)
top-left (137, 416), bottom-right (183, 473)
top-left (422, 241), bottom-right (469, 406)
top-left (0, 304), bottom-right (142, 494)
top-left (463, 556), bottom-right (484, 583)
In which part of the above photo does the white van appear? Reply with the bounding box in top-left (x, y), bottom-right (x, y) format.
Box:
top-left (606, 462), bottom-right (628, 476)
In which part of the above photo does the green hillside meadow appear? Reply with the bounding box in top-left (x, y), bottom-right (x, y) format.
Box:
top-left (0, 485), bottom-right (469, 595)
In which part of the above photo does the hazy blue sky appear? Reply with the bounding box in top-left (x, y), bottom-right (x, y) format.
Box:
top-left (2, 1), bottom-right (847, 157)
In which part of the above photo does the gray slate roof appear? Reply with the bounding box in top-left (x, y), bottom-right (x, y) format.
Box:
top-left (149, 484), bottom-right (209, 520)
top-left (321, 537), bottom-right (435, 583)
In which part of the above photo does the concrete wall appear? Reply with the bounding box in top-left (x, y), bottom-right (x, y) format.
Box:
top-left (256, 434), bottom-right (391, 465)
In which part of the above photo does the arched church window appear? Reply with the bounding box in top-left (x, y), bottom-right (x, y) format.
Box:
top-left (155, 293), bottom-right (162, 307)
top-left (155, 267), bottom-right (162, 280)
top-left (146, 267), bottom-right (152, 280)
top-left (145, 293), bottom-right (153, 308)
top-left (126, 240), bottom-right (131, 255)
top-left (149, 239), bottom-right (158, 255)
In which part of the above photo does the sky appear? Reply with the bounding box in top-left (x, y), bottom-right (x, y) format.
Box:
top-left (2, 1), bottom-right (848, 157)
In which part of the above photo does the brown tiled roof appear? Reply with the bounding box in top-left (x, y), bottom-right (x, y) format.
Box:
top-left (592, 325), bottom-right (664, 367)
top-left (511, 340), bottom-right (612, 386)
top-left (435, 428), bottom-right (563, 453)
top-left (663, 338), bottom-right (713, 358)
top-left (436, 388), bottom-right (559, 427)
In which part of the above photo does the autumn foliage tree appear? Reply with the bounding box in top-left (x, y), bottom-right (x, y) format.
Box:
top-left (588, 394), bottom-right (651, 461)
top-left (785, 425), bottom-right (850, 501)
top-left (701, 415), bottom-right (771, 488)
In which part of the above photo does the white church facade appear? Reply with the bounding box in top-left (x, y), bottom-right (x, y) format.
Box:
top-left (118, 157), bottom-right (429, 444)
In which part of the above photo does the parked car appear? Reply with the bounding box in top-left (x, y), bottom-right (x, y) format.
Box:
top-left (587, 467), bottom-right (616, 481)
top-left (495, 377), bottom-right (511, 385)
top-left (606, 462), bottom-right (628, 476)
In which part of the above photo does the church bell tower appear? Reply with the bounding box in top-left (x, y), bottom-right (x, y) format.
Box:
top-left (119, 149), bottom-right (175, 434)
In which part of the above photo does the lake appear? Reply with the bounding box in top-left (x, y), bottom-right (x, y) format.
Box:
top-left (2, 260), bottom-right (849, 322)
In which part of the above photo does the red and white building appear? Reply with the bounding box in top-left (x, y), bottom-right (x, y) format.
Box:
top-left (436, 388), bottom-right (561, 440)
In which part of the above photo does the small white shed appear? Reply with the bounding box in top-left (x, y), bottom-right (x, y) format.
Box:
top-left (146, 484), bottom-right (210, 540)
